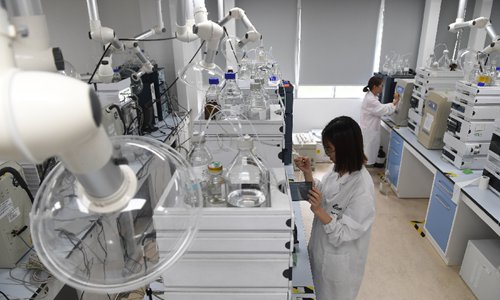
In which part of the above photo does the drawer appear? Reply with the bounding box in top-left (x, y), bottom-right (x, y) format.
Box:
top-left (157, 231), bottom-right (292, 253)
top-left (389, 131), bottom-right (404, 153)
top-left (460, 239), bottom-right (500, 300)
top-left (433, 172), bottom-right (454, 196)
top-left (162, 254), bottom-right (291, 288)
top-left (425, 189), bottom-right (457, 252)
top-left (387, 146), bottom-right (403, 187)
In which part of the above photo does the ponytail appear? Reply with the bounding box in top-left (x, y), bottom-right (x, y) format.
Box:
top-left (364, 76), bottom-right (383, 93)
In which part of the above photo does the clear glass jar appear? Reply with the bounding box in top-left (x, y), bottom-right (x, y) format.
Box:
top-left (248, 82), bottom-right (268, 120)
top-left (207, 161), bottom-right (227, 206)
top-left (225, 135), bottom-right (269, 207)
top-left (219, 72), bottom-right (245, 120)
top-left (188, 132), bottom-right (213, 200)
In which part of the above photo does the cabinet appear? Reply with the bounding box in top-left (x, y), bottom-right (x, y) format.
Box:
top-left (460, 239), bottom-right (500, 300)
top-left (425, 171), bottom-right (457, 252)
top-left (386, 131), bottom-right (404, 187)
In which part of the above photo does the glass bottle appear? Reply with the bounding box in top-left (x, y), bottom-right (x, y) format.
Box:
top-left (206, 161), bottom-right (226, 206)
top-left (248, 82), bottom-right (268, 120)
top-left (219, 71), bottom-right (245, 120)
top-left (225, 135), bottom-right (269, 208)
top-left (188, 132), bottom-right (213, 201)
top-left (204, 77), bottom-right (221, 120)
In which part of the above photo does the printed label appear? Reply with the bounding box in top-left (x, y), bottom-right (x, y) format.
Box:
top-left (423, 113), bottom-right (434, 134)
top-left (8, 207), bottom-right (20, 223)
top-left (0, 198), bottom-right (14, 220)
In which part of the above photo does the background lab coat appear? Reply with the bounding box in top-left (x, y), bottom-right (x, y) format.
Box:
top-left (360, 91), bottom-right (396, 164)
top-left (308, 166), bottom-right (375, 300)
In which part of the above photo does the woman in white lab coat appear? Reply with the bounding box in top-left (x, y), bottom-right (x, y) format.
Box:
top-left (294, 116), bottom-right (376, 300)
top-left (360, 76), bottom-right (399, 165)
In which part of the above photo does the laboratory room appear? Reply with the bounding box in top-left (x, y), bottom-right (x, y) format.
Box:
top-left (3, 0), bottom-right (500, 299)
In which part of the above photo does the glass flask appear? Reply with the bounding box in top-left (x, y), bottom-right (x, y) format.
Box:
top-left (206, 161), bottom-right (226, 206)
top-left (204, 77), bottom-right (221, 120)
top-left (219, 72), bottom-right (245, 120)
top-left (188, 132), bottom-right (213, 201)
top-left (225, 135), bottom-right (270, 208)
top-left (248, 82), bottom-right (268, 120)
top-left (30, 136), bottom-right (202, 294)
top-left (437, 49), bottom-right (451, 70)
top-left (238, 57), bottom-right (251, 80)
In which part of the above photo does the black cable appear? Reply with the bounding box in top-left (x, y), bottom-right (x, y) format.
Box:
top-left (88, 43), bottom-right (113, 84)
top-left (79, 291), bottom-right (85, 300)
top-left (0, 167), bottom-right (34, 202)
top-left (107, 104), bottom-right (128, 135)
top-left (0, 291), bottom-right (10, 300)
top-left (223, 26), bottom-right (240, 66)
top-left (119, 36), bottom-right (177, 42)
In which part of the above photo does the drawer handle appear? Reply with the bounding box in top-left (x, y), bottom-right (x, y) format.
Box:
top-left (435, 194), bottom-right (451, 211)
top-left (437, 181), bottom-right (453, 196)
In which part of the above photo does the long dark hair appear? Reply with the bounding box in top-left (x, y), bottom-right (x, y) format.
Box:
top-left (322, 116), bottom-right (366, 174)
top-left (363, 76), bottom-right (383, 92)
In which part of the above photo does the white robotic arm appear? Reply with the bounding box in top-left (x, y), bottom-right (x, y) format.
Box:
top-left (4, 0), bottom-right (64, 72)
top-left (0, 5), bottom-right (135, 210)
top-left (175, 0), bottom-right (224, 67)
top-left (448, 0), bottom-right (500, 55)
top-left (218, 7), bottom-right (262, 48)
top-left (86, 0), bottom-right (162, 83)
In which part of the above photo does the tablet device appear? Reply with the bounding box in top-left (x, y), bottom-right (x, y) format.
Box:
top-left (289, 181), bottom-right (313, 201)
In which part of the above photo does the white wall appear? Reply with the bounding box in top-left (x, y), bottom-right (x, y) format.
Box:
top-left (293, 98), bottom-right (363, 132)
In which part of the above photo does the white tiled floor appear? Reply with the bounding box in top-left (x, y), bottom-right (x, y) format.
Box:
top-left (298, 163), bottom-right (476, 300)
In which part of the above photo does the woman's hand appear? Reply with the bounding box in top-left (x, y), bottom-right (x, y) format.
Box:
top-left (309, 187), bottom-right (333, 225)
top-left (294, 156), bottom-right (312, 174)
top-left (308, 186), bottom-right (322, 214)
top-left (393, 92), bottom-right (400, 106)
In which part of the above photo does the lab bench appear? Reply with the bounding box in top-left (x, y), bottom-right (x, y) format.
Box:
top-left (381, 118), bottom-right (500, 267)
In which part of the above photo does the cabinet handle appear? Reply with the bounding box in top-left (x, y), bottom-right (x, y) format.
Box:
top-left (437, 181), bottom-right (453, 196)
top-left (435, 194), bottom-right (451, 211)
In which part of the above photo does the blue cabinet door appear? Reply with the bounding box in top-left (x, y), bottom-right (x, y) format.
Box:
top-left (386, 132), bottom-right (404, 187)
top-left (425, 172), bottom-right (457, 252)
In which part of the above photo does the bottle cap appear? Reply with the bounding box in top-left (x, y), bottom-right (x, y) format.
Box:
top-left (477, 82), bottom-right (486, 87)
top-left (238, 135), bottom-right (254, 150)
top-left (209, 77), bottom-right (219, 85)
top-left (496, 67), bottom-right (500, 71)
top-left (225, 72), bottom-right (236, 80)
top-left (208, 161), bottom-right (223, 172)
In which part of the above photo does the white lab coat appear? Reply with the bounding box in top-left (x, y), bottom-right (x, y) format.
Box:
top-left (308, 166), bottom-right (375, 300)
top-left (360, 91), bottom-right (396, 164)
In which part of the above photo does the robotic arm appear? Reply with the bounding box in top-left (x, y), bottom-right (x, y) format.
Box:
top-left (218, 7), bottom-right (262, 49)
top-left (86, 0), bottom-right (165, 83)
top-left (448, 0), bottom-right (500, 55)
top-left (4, 0), bottom-right (64, 72)
top-left (175, 0), bottom-right (224, 68)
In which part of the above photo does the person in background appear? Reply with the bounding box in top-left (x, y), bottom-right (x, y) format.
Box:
top-left (360, 76), bottom-right (399, 166)
top-left (294, 116), bottom-right (375, 300)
